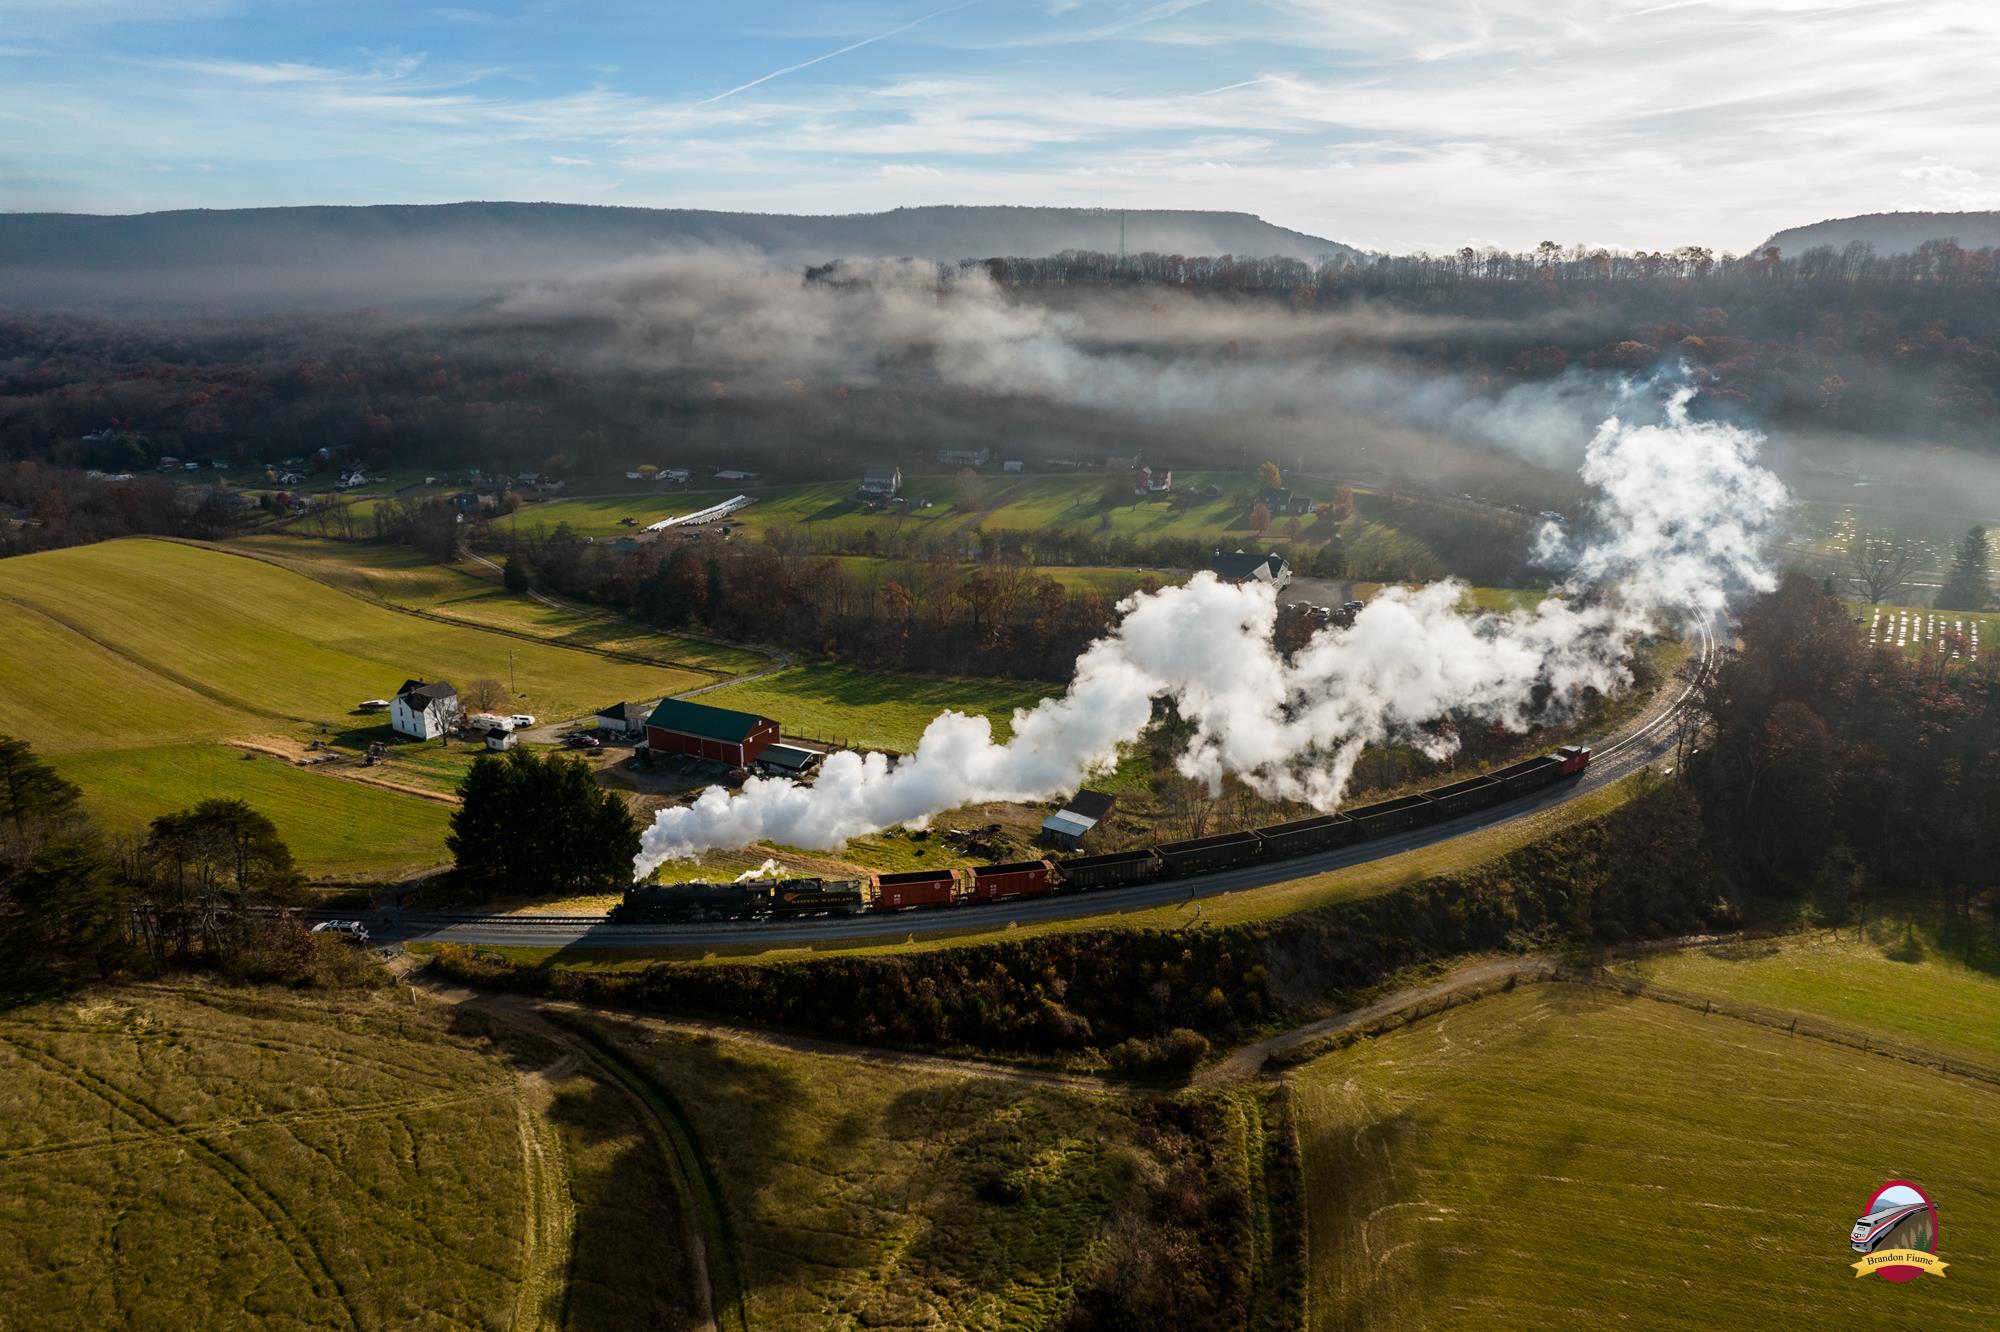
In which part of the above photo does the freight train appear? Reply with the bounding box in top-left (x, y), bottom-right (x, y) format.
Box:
top-left (612, 746), bottom-right (1591, 924)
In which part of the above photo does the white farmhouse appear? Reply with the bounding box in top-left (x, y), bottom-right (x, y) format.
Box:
top-left (390, 679), bottom-right (459, 739)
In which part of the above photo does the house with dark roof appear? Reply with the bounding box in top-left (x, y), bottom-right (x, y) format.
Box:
top-left (859, 465), bottom-right (902, 498)
top-left (391, 679), bottom-right (459, 740)
top-left (1209, 550), bottom-right (1292, 590)
top-left (644, 698), bottom-right (781, 767)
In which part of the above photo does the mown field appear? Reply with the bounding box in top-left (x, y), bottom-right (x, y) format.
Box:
top-left (1292, 984), bottom-right (1999, 1331)
top-left (56, 745), bottom-right (454, 877)
top-left (0, 538), bottom-right (713, 875)
top-left (1617, 925), bottom-right (2000, 1066)
top-left (230, 533), bottom-right (768, 675)
top-left (694, 662), bottom-right (1054, 752)
top-left (0, 540), bottom-right (707, 745)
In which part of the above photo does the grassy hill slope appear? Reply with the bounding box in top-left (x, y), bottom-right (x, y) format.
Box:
top-left (0, 538), bottom-right (708, 873)
top-left (1294, 983), bottom-right (1997, 1330)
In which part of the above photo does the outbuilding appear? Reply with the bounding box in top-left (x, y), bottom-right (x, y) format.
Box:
top-left (1039, 789), bottom-right (1116, 850)
top-left (594, 701), bottom-right (650, 736)
top-left (644, 698), bottom-right (780, 767)
top-left (755, 744), bottom-right (821, 778)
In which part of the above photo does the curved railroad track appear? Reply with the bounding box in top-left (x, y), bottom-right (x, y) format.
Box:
top-left (383, 617), bottom-right (1718, 950)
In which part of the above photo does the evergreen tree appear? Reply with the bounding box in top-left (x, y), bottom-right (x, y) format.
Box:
top-left (0, 733), bottom-right (84, 856)
top-left (1936, 526), bottom-right (1991, 610)
top-left (7, 837), bottom-right (129, 980)
top-left (449, 750), bottom-right (642, 895)
top-left (503, 555), bottom-right (532, 593)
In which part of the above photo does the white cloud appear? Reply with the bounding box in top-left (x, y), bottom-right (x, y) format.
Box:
top-left (7, 0), bottom-right (1999, 250)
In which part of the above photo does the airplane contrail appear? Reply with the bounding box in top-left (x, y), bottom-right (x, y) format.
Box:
top-left (695, 0), bottom-right (983, 106)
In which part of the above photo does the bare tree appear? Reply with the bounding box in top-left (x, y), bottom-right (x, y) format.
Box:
top-left (463, 677), bottom-right (506, 715)
top-left (1843, 530), bottom-right (1918, 605)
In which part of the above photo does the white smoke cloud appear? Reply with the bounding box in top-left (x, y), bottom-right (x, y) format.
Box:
top-left (631, 382), bottom-right (1788, 876)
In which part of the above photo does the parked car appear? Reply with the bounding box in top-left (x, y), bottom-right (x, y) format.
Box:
top-left (310, 920), bottom-right (370, 942)
top-left (567, 733), bottom-right (602, 749)
top-left (509, 714), bottom-right (537, 728)
top-left (356, 699), bottom-right (391, 712)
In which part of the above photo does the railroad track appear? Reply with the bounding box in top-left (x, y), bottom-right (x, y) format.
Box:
top-left (379, 616), bottom-right (1720, 950)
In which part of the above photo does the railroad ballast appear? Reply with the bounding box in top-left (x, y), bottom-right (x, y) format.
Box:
top-left (611, 746), bottom-right (1591, 924)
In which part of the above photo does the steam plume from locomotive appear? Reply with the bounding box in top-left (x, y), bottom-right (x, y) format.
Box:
top-left (632, 386), bottom-right (1786, 875)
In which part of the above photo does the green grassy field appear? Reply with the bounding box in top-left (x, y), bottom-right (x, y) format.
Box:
top-left (56, 745), bottom-right (453, 877)
top-left (1293, 983), bottom-right (1999, 1331)
top-left (229, 534), bottom-right (768, 675)
top-left (498, 469), bottom-right (1347, 551)
top-left (0, 540), bottom-right (706, 747)
top-left (0, 538), bottom-right (716, 876)
top-left (1617, 926), bottom-right (2000, 1066)
top-left (694, 662), bottom-right (1054, 751)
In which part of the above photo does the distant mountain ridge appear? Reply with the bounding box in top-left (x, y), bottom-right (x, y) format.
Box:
top-left (0, 202), bottom-right (1361, 313)
top-left (1762, 210), bottom-right (2000, 256)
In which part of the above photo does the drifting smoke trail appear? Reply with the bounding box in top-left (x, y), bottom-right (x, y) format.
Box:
top-left (632, 385), bottom-right (1787, 876)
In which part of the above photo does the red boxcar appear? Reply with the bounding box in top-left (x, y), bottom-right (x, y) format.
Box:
top-left (969, 859), bottom-right (1057, 902)
top-left (873, 868), bottom-right (961, 910)
top-left (1556, 745), bottom-right (1592, 775)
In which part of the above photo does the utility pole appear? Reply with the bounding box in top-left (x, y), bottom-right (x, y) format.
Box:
top-left (1119, 209), bottom-right (1126, 260)
top-left (509, 648), bottom-right (516, 695)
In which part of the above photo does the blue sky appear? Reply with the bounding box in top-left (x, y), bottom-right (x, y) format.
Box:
top-left (3, 1), bottom-right (1997, 252)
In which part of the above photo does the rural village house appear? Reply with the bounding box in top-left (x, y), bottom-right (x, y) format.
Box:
top-left (391, 679), bottom-right (460, 739)
top-left (1209, 550), bottom-right (1292, 590)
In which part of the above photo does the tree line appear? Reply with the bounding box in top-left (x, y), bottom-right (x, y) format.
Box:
top-left (1688, 573), bottom-right (2000, 928)
top-left (0, 736), bottom-right (372, 988)
top-left (498, 522), bottom-right (1145, 680)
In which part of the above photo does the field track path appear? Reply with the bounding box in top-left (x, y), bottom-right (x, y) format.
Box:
top-left (508, 1087), bottom-right (575, 1332)
top-left (0, 1033), bottom-right (366, 1330)
top-left (421, 980), bottom-right (740, 1332)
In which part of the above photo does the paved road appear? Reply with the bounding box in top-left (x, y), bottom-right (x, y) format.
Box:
top-left (385, 619), bottom-right (1712, 951)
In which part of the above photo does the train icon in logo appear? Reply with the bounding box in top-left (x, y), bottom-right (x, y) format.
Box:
top-left (1850, 1181), bottom-right (1946, 1282)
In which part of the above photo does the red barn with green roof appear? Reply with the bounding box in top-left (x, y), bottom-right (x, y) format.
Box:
top-left (644, 698), bottom-right (781, 767)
